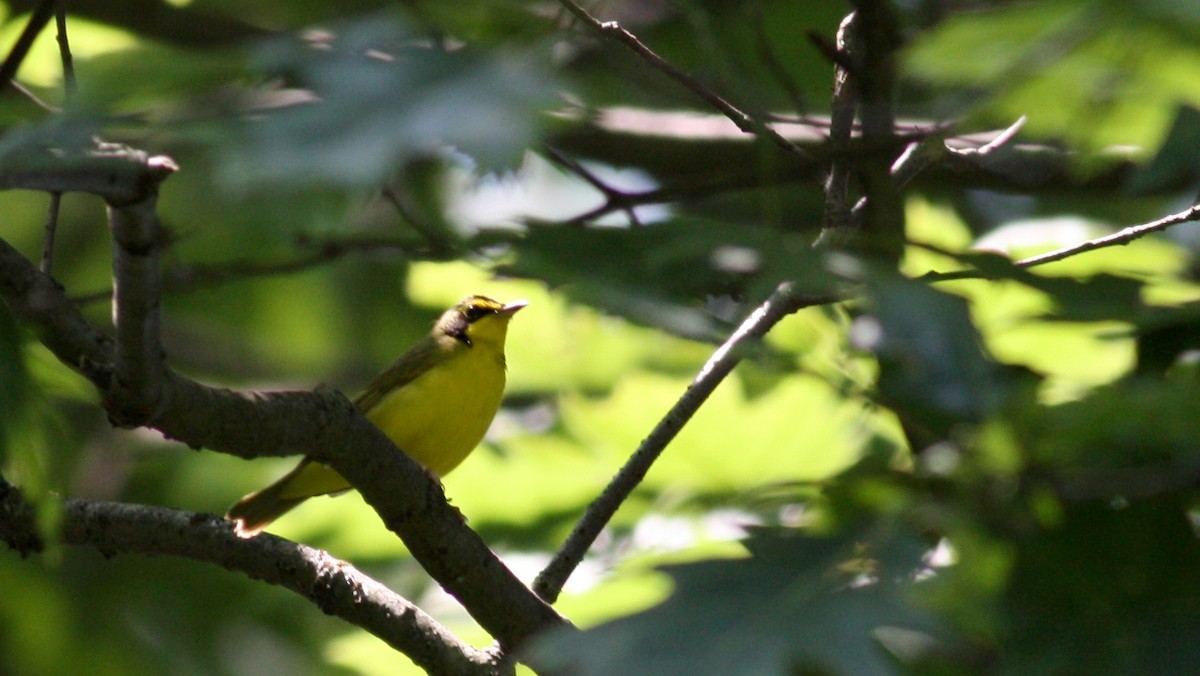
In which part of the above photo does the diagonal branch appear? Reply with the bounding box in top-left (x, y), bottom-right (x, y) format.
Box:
top-left (0, 0), bottom-right (55, 94)
top-left (533, 283), bottom-right (846, 603)
top-left (531, 186), bottom-right (1197, 606)
top-left (0, 479), bottom-right (499, 676)
top-left (543, 147), bottom-right (645, 226)
top-left (553, 0), bottom-right (807, 158)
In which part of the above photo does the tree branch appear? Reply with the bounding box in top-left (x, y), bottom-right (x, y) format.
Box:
top-left (551, 107), bottom-right (1144, 196)
top-left (553, 0), bottom-right (807, 158)
top-left (0, 478), bottom-right (501, 676)
top-left (922, 202), bottom-right (1200, 282)
top-left (0, 151), bottom-right (569, 652)
top-left (1011, 203), bottom-right (1200, 268)
top-left (843, 1), bottom-right (905, 260)
top-left (0, 142), bottom-right (178, 205)
top-left (533, 283), bottom-right (846, 603)
top-left (821, 12), bottom-right (859, 235)
top-left (0, 0), bottom-right (54, 95)
top-left (0, 236), bottom-right (568, 650)
top-left (108, 195), bottom-right (167, 426)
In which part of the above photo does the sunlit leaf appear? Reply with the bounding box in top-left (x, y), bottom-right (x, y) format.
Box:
top-left (904, 1), bottom-right (1200, 153)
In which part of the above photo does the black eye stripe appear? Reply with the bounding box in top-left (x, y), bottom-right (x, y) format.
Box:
top-left (464, 305), bottom-right (493, 322)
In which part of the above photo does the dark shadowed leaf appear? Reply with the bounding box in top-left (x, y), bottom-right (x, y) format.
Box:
top-left (501, 218), bottom-right (837, 340)
top-left (952, 252), bottom-right (1146, 323)
top-left (222, 14), bottom-right (556, 188)
top-left (1002, 499), bottom-right (1200, 673)
top-left (1128, 105), bottom-right (1200, 193)
top-left (858, 274), bottom-right (1007, 437)
top-left (527, 526), bottom-right (936, 676)
top-left (0, 307), bottom-right (27, 460)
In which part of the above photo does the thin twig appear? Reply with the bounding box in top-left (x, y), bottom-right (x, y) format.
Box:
top-left (37, 4), bottom-right (71, 276)
top-left (922, 203), bottom-right (1200, 283)
top-left (554, 0), bottom-right (808, 158)
top-left (533, 283), bottom-right (846, 603)
top-left (380, 183), bottom-right (458, 258)
top-left (55, 3), bottom-right (76, 97)
top-left (544, 147), bottom-right (644, 226)
top-left (0, 0), bottom-right (55, 94)
top-left (951, 116), bottom-right (1026, 157)
top-left (1013, 203), bottom-right (1200, 268)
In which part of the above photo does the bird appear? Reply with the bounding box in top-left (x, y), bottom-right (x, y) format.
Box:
top-left (226, 295), bottom-right (527, 537)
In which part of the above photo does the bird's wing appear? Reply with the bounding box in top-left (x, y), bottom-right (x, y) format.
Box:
top-left (352, 336), bottom-right (445, 413)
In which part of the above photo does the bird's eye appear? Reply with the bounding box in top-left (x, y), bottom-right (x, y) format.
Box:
top-left (463, 304), bottom-right (491, 322)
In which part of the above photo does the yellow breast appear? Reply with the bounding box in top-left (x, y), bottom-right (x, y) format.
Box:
top-left (364, 342), bottom-right (507, 476)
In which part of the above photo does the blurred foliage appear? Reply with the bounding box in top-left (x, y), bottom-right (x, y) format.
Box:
top-left (0, 1), bottom-right (1200, 675)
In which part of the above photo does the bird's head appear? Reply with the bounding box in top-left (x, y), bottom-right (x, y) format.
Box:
top-left (437, 295), bottom-right (527, 352)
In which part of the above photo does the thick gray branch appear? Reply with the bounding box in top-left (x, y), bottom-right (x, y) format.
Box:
top-left (0, 480), bottom-right (497, 675)
top-left (0, 146), bottom-right (568, 652)
top-left (0, 144), bottom-right (178, 205)
top-left (0, 237), bottom-right (568, 649)
top-left (109, 195), bottom-right (166, 425)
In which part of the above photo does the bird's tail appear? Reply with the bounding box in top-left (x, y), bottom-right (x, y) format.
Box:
top-left (225, 460), bottom-right (314, 538)
top-left (225, 459), bottom-right (352, 537)
top-left (225, 480), bottom-right (308, 538)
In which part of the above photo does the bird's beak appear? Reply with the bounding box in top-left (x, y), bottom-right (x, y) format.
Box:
top-left (501, 300), bottom-right (529, 315)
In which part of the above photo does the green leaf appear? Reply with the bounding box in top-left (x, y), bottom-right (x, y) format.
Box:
top-left (904, 1), bottom-right (1200, 154)
top-left (222, 14), bottom-right (556, 188)
top-left (1133, 300), bottom-right (1200, 375)
top-left (959, 251), bottom-right (1146, 323)
top-left (1128, 105), bottom-right (1200, 192)
top-left (1018, 377), bottom-right (1200, 469)
top-left (527, 527), bottom-right (937, 676)
top-left (859, 274), bottom-right (1007, 437)
top-left (502, 218), bottom-right (836, 341)
top-left (1002, 499), bottom-right (1200, 673)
